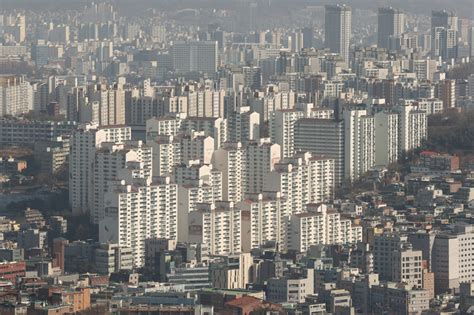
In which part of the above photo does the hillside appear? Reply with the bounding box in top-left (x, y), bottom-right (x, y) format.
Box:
top-left (426, 111), bottom-right (474, 153)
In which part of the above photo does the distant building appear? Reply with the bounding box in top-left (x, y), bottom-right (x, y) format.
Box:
top-left (94, 243), bottom-right (133, 275)
top-left (172, 41), bottom-right (218, 74)
top-left (0, 76), bottom-right (33, 117)
top-left (0, 157), bottom-right (27, 175)
top-left (34, 136), bottom-right (70, 175)
top-left (378, 7), bottom-right (405, 49)
top-left (266, 269), bottom-right (314, 303)
top-left (325, 4), bottom-right (352, 63)
top-left (0, 119), bottom-right (76, 147)
top-left (0, 261), bottom-right (26, 282)
top-left (370, 283), bottom-right (429, 315)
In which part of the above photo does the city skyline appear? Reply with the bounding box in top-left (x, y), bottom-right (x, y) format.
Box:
top-left (0, 0), bottom-right (473, 314)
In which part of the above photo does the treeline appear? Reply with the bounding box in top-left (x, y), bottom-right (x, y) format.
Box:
top-left (447, 62), bottom-right (474, 80)
top-left (425, 111), bottom-right (474, 152)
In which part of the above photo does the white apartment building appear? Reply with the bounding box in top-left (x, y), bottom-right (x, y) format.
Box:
top-left (245, 139), bottom-right (281, 194)
top-left (344, 108), bottom-right (375, 181)
top-left (227, 106), bottom-right (260, 144)
top-left (414, 98), bottom-right (444, 115)
top-left (0, 75), bottom-right (33, 117)
top-left (396, 103), bottom-right (428, 153)
top-left (187, 202), bottom-right (250, 256)
top-left (92, 140), bottom-right (152, 224)
top-left (374, 111), bottom-right (399, 166)
top-left (271, 109), bottom-right (305, 158)
top-left (183, 87), bottom-right (226, 118)
top-left (194, 89), bottom-right (225, 118)
top-left (161, 95), bottom-right (188, 116)
top-left (145, 114), bottom-right (186, 140)
top-left (89, 85), bottom-right (126, 126)
top-left (432, 223), bottom-right (474, 293)
top-left (149, 135), bottom-right (181, 176)
top-left (238, 192), bottom-right (288, 250)
top-left (211, 142), bottom-right (247, 203)
top-left (177, 170), bottom-right (222, 242)
top-left (288, 203), bottom-right (361, 252)
top-left (69, 124), bottom-right (131, 215)
top-left (341, 219), bottom-right (363, 245)
top-left (289, 212), bottom-right (326, 252)
top-left (250, 90), bottom-right (296, 123)
top-left (307, 155), bottom-right (336, 204)
top-left (100, 175), bottom-right (178, 267)
top-left (265, 152), bottom-right (335, 215)
top-left (148, 131), bottom-right (214, 177)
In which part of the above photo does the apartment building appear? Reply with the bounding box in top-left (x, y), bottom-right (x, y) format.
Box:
top-left (187, 202), bottom-right (250, 256)
top-left (344, 108), bottom-right (375, 181)
top-left (245, 139), bottom-right (281, 194)
top-left (374, 111), bottom-right (399, 166)
top-left (294, 118), bottom-right (344, 184)
top-left (69, 124), bottom-right (131, 215)
top-left (92, 140), bottom-right (152, 224)
top-left (238, 192), bottom-right (288, 250)
top-left (265, 152), bottom-right (335, 215)
top-left (99, 175), bottom-right (178, 267)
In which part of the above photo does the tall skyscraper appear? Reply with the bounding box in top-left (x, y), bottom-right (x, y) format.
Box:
top-left (343, 108), bottom-right (375, 182)
top-left (325, 4), bottom-right (352, 64)
top-left (395, 102), bottom-right (428, 153)
top-left (431, 10), bottom-right (458, 60)
top-left (377, 7), bottom-right (405, 49)
top-left (469, 26), bottom-right (474, 57)
top-left (374, 111), bottom-right (399, 166)
top-left (432, 27), bottom-right (457, 60)
top-left (302, 27), bottom-right (314, 49)
top-left (431, 10), bottom-right (458, 31)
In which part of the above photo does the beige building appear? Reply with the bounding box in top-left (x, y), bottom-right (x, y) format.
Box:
top-left (391, 247), bottom-right (423, 289)
top-left (267, 269), bottom-right (314, 303)
top-left (210, 253), bottom-right (253, 289)
top-left (432, 223), bottom-right (474, 293)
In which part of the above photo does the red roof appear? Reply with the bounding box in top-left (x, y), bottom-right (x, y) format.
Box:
top-left (225, 296), bottom-right (282, 314)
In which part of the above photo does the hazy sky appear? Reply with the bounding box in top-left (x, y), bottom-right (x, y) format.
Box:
top-left (0, 0), bottom-right (473, 18)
